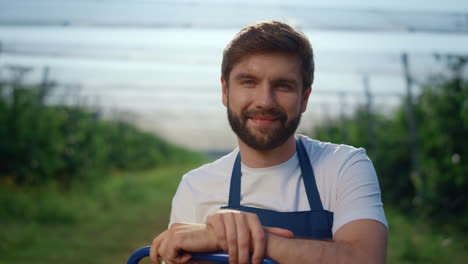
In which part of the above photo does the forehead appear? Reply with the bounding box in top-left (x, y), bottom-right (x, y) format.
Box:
top-left (229, 52), bottom-right (302, 81)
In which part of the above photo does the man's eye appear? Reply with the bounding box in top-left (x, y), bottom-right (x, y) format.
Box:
top-left (277, 83), bottom-right (292, 90)
top-left (241, 80), bottom-right (255, 85)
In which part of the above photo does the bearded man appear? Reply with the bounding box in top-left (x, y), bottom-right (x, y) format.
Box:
top-left (150, 20), bottom-right (388, 264)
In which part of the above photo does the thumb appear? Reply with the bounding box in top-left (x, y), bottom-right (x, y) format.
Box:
top-left (265, 227), bottom-right (295, 238)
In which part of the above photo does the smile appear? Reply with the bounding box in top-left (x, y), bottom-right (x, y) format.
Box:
top-left (248, 117), bottom-right (279, 127)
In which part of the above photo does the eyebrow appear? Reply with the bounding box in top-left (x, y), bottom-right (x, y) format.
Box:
top-left (232, 73), bottom-right (258, 81)
top-left (273, 78), bottom-right (299, 86)
top-left (233, 73), bottom-right (299, 86)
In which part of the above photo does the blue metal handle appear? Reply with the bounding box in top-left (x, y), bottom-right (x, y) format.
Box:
top-left (127, 246), bottom-right (277, 264)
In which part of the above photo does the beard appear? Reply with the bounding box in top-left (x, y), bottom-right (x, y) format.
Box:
top-left (227, 105), bottom-right (302, 151)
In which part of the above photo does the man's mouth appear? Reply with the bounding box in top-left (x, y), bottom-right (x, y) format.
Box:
top-left (248, 116), bottom-right (278, 127)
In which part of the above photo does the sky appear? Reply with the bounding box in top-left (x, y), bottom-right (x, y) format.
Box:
top-left (1, 0), bottom-right (468, 151)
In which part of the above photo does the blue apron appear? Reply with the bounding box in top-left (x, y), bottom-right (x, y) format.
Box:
top-left (221, 138), bottom-right (333, 239)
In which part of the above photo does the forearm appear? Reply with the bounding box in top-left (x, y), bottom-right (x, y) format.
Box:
top-left (266, 233), bottom-right (382, 264)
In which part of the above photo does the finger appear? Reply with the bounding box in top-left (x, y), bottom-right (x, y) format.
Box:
top-left (158, 235), bottom-right (168, 264)
top-left (247, 215), bottom-right (265, 264)
top-left (151, 232), bottom-right (166, 264)
top-left (266, 227), bottom-right (295, 238)
top-left (164, 242), bottom-right (180, 263)
top-left (150, 244), bottom-right (160, 264)
top-left (150, 243), bottom-right (164, 264)
top-left (177, 252), bottom-right (192, 264)
top-left (207, 214), bottom-right (228, 251)
top-left (224, 212), bottom-right (238, 264)
top-left (235, 213), bottom-right (250, 264)
top-left (159, 230), bottom-right (179, 264)
top-left (162, 231), bottom-right (183, 263)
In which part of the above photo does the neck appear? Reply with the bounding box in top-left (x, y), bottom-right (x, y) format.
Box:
top-left (238, 136), bottom-right (297, 168)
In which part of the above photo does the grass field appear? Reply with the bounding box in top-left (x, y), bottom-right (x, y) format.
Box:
top-left (0, 163), bottom-right (466, 264)
top-left (0, 164), bottom-right (197, 264)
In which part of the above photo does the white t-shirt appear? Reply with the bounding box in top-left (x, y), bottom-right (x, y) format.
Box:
top-left (169, 135), bottom-right (388, 235)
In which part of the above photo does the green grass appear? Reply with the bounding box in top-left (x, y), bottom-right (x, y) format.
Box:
top-left (386, 207), bottom-right (467, 264)
top-left (0, 164), bottom-right (203, 264)
top-left (0, 164), bottom-right (466, 264)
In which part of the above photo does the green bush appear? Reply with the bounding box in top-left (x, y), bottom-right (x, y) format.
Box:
top-left (312, 58), bottom-right (468, 228)
top-left (0, 78), bottom-right (204, 188)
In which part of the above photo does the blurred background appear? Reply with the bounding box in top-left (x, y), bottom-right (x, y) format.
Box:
top-left (0, 0), bottom-right (467, 263)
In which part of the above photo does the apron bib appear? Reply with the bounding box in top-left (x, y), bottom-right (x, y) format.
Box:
top-left (221, 138), bottom-right (333, 239)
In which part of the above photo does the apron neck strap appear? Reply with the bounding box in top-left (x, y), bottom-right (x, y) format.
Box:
top-left (228, 153), bottom-right (242, 207)
top-left (296, 138), bottom-right (324, 211)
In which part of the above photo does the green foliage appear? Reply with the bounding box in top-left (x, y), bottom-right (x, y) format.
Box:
top-left (313, 59), bottom-right (468, 228)
top-left (415, 76), bottom-right (468, 221)
top-left (314, 107), bottom-right (416, 207)
top-left (0, 79), bottom-right (205, 188)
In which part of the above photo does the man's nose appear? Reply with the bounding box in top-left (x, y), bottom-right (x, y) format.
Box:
top-left (253, 84), bottom-right (276, 109)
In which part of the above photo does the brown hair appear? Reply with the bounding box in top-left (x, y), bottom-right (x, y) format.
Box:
top-left (221, 20), bottom-right (314, 91)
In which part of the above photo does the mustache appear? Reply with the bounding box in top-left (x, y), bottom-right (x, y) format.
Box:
top-left (242, 108), bottom-right (287, 121)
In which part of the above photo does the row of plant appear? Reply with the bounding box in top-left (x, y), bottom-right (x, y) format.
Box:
top-left (0, 77), bottom-right (203, 188)
top-left (312, 56), bottom-right (468, 229)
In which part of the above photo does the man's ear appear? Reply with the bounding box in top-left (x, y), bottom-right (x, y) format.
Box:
top-left (301, 86), bottom-right (312, 113)
top-left (221, 76), bottom-right (228, 107)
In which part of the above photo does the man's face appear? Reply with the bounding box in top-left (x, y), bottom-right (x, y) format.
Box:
top-left (222, 52), bottom-right (311, 151)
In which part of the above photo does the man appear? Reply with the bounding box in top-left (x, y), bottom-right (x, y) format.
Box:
top-left (151, 20), bottom-right (388, 264)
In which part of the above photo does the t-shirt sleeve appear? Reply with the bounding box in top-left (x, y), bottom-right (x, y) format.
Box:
top-left (168, 175), bottom-right (197, 228)
top-left (332, 150), bottom-right (388, 235)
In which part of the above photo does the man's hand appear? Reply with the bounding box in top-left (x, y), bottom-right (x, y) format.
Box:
top-left (150, 210), bottom-right (294, 264)
top-left (205, 210), bottom-right (294, 264)
top-left (150, 223), bottom-right (219, 264)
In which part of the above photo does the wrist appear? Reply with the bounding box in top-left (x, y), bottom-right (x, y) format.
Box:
top-left (265, 231), bottom-right (281, 261)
